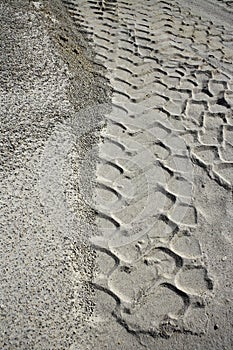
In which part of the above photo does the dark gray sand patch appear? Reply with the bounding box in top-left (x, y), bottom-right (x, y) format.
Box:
top-left (0, 1), bottom-right (110, 349)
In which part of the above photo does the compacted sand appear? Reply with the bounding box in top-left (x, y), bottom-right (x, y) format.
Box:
top-left (0, 0), bottom-right (233, 349)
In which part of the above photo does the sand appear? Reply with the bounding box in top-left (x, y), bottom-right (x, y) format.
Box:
top-left (0, 0), bottom-right (108, 348)
top-left (1, 0), bottom-right (233, 349)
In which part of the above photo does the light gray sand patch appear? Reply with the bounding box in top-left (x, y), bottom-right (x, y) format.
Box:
top-left (62, 0), bottom-right (233, 349)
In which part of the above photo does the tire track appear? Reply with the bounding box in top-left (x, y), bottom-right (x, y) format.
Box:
top-left (62, 0), bottom-right (232, 338)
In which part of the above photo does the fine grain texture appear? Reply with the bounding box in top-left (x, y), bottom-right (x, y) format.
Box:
top-left (0, 1), bottom-right (110, 349)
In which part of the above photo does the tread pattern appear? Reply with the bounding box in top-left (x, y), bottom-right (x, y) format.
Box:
top-left (62, 0), bottom-right (233, 338)
top-left (212, 0), bottom-right (233, 12)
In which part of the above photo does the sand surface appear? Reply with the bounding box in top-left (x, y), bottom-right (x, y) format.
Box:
top-left (1, 0), bottom-right (233, 349)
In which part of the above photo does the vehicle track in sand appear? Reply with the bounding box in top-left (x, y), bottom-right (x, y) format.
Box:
top-left (62, 0), bottom-right (233, 338)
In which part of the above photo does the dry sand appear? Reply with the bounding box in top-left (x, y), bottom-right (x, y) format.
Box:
top-left (1, 0), bottom-right (233, 349)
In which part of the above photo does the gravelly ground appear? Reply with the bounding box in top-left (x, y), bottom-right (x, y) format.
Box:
top-left (0, 1), bottom-right (109, 349)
